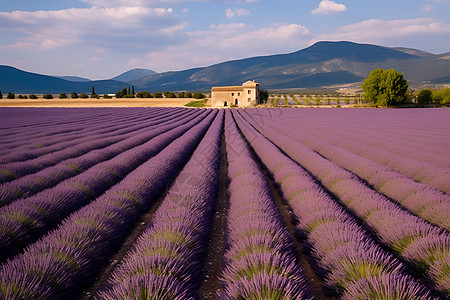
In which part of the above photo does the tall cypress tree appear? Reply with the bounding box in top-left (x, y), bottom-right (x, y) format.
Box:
top-left (92, 86), bottom-right (96, 95)
top-left (132, 86), bottom-right (135, 95)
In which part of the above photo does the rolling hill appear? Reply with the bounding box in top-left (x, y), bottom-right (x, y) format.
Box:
top-left (0, 66), bottom-right (128, 94)
top-left (111, 68), bottom-right (157, 83)
top-left (1, 41), bottom-right (449, 93)
top-left (131, 41), bottom-right (450, 90)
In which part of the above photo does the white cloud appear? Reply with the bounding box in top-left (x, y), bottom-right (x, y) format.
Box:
top-left (225, 8), bottom-right (250, 18)
top-left (423, 0), bottom-right (450, 11)
top-left (422, 4), bottom-right (434, 11)
top-left (315, 18), bottom-right (450, 42)
top-left (145, 23), bottom-right (310, 71)
top-left (0, 6), bottom-right (183, 51)
top-left (312, 0), bottom-right (347, 15)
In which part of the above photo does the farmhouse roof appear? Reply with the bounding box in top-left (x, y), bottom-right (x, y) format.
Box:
top-left (243, 80), bottom-right (259, 87)
top-left (211, 86), bottom-right (245, 92)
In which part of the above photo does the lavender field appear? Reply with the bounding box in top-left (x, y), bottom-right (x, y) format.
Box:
top-left (0, 107), bottom-right (449, 299)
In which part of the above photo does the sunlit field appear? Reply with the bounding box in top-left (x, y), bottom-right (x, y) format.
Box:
top-left (0, 107), bottom-right (449, 299)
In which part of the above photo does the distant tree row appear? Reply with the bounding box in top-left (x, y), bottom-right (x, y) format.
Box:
top-left (0, 89), bottom-right (206, 100)
top-left (117, 88), bottom-right (206, 99)
top-left (416, 88), bottom-right (450, 106)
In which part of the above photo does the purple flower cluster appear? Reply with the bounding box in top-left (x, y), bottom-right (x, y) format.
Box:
top-left (0, 110), bottom-right (217, 299)
top-left (246, 108), bottom-right (450, 230)
top-left (232, 109), bottom-right (436, 298)
top-left (0, 108), bottom-right (200, 204)
top-left (0, 108), bottom-right (162, 164)
top-left (291, 109), bottom-right (450, 193)
top-left (219, 110), bottom-right (311, 299)
top-left (0, 107), bottom-right (166, 165)
top-left (97, 110), bottom-right (224, 299)
top-left (239, 108), bottom-right (449, 296)
top-left (0, 109), bottom-right (209, 261)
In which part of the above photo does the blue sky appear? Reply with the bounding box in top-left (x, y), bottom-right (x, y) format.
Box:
top-left (0, 0), bottom-right (449, 79)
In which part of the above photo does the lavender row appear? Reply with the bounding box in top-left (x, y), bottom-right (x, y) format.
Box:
top-left (0, 108), bottom-right (201, 204)
top-left (0, 108), bottom-right (155, 152)
top-left (0, 107), bottom-right (176, 164)
top-left (280, 116), bottom-right (450, 193)
top-left (0, 109), bottom-right (217, 300)
top-left (0, 107), bottom-right (159, 141)
top-left (282, 108), bottom-right (450, 169)
top-left (219, 110), bottom-right (311, 299)
top-left (239, 109), bottom-right (450, 296)
top-left (232, 110), bottom-right (436, 299)
top-left (318, 122), bottom-right (450, 169)
top-left (98, 110), bottom-right (224, 299)
top-left (0, 109), bottom-right (210, 261)
top-left (0, 107), bottom-right (170, 159)
top-left (281, 123), bottom-right (450, 229)
top-left (244, 108), bottom-right (450, 230)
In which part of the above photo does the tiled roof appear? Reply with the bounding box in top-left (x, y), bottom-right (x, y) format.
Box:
top-left (211, 86), bottom-right (245, 92)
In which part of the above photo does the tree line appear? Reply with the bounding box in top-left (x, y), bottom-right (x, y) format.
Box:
top-left (116, 87), bottom-right (206, 99)
top-left (0, 86), bottom-right (207, 100)
top-left (361, 68), bottom-right (449, 107)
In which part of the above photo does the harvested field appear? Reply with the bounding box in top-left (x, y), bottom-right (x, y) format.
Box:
top-left (0, 107), bottom-right (449, 299)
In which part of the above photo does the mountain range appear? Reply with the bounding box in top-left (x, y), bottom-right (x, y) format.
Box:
top-left (1, 41), bottom-right (449, 94)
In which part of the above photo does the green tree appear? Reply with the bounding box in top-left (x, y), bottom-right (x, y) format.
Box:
top-left (193, 92), bottom-right (204, 99)
top-left (103, 94), bottom-right (111, 99)
top-left (361, 68), bottom-right (408, 107)
top-left (136, 91), bottom-right (151, 98)
top-left (29, 94), bottom-right (37, 99)
top-left (433, 88), bottom-right (450, 106)
top-left (166, 92), bottom-right (176, 98)
top-left (115, 91), bottom-right (123, 98)
top-left (0, 91), bottom-right (2, 99)
top-left (185, 92), bottom-right (192, 98)
top-left (7, 92), bottom-right (15, 99)
top-left (79, 92), bottom-right (88, 99)
top-left (177, 92), bottom-right (185, 98)
top-left (153, 92), bottom-right (163, 98)
top-left (417, 89), bottom-right (432, 105)
top-left (259, 89), bottom-right (269, 103)
top-left (43, 94), bottom-right (53, 99)
top-left (91, 86), bottom-right (96, 96)
top-left (132, 86), bottom-right (135, 95)
top-left (59, 92), bottom-right (67, 99)
top-left (122, 87), bottom-right (128, 96)
top-left (71, 92), bottom-right (78, 99)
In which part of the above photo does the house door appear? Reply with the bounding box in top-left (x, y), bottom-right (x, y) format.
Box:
top-left (235, 99), bottom-right (239, 105)
top-left (224, 101), bottom-right (228, 106)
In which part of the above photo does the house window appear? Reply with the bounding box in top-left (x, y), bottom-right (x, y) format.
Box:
top-left (232, 93), bottom-right (234, 96)
top-left (248, 90), bottom-right (251, 94)
top-left (238, 92), bottom-right (240, 96)
top-left (248, 98), bottom-right (251, 102)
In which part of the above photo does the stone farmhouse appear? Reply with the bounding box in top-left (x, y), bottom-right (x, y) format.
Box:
top-left (210, 80), bottom-right (260, 107)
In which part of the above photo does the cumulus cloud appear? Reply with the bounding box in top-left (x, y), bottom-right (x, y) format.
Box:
top-left (312, 0), bottom-right (347, 15)
top-left (316, 18), bottom-right (450, 42)
top-left (0, 6), bottom-right (184, 51)
top-left (145, 23), bottom-right (310, 71)
top-left (423, 0), bottom-right (450, 11)
top-left (225, 8), bottom-right (250, 18)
